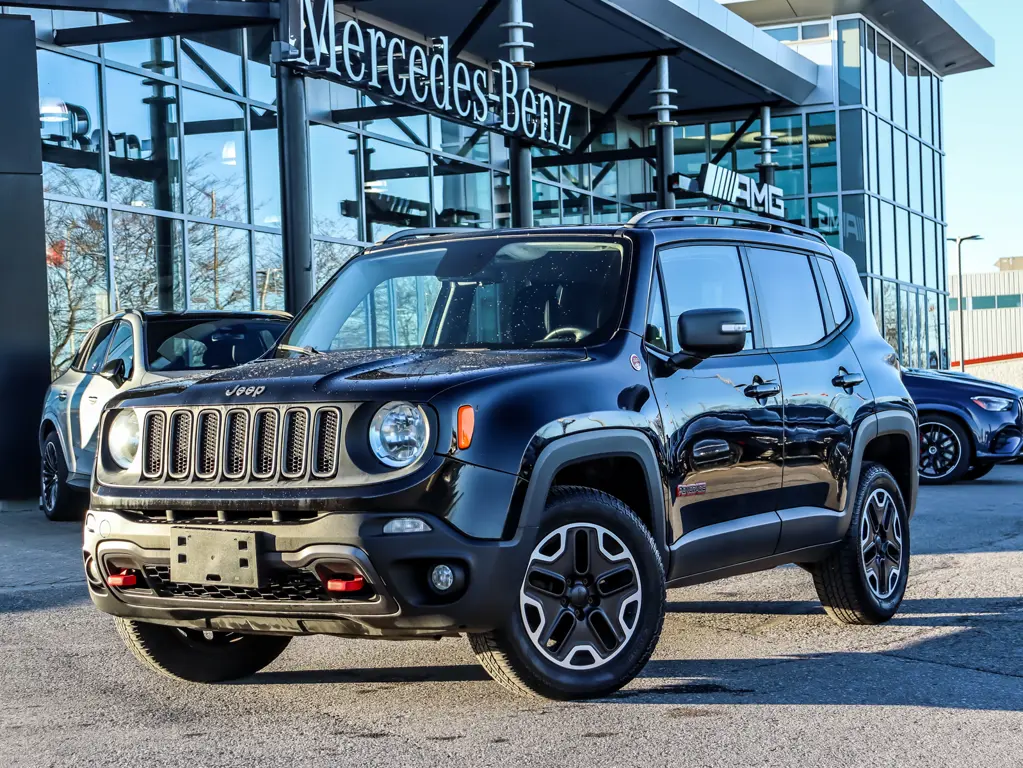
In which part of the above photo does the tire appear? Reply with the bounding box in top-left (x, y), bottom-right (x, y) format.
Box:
top-left (115, 618), bottom-right (292, 683)
top-left (811, 463), bottom-right (910, 626)
top-left (40, 432), bottom-right (86, 522)
top-left (469, 486), bottom-right (665, 700)
top-left (963, 464), bottom-right (995, 481)
top-left (918, 415), bottom-right (971, 485)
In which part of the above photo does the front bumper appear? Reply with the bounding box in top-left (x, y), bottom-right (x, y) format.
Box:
top-left (83, 509), bottom-right (536, 637)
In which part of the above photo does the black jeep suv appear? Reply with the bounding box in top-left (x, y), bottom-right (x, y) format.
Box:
top-left (85, 211), bottom-right (917, 700)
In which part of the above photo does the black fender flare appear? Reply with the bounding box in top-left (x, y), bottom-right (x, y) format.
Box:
top-left (515, 429), bottom-right (670, 569)
top-left (843, 410), bottom-right (919, 531)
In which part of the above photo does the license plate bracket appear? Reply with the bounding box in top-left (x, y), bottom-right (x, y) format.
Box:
top-left (170, 528), bottom-right (260, 588)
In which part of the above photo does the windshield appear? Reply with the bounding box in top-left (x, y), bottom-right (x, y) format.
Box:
top-left (147, 318), bottom-right (289, 371)
top-left (276, 235), bottom-right (628, 355)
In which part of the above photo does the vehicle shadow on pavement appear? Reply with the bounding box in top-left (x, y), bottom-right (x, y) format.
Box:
top-left (241, 664), bottom-right (492, 685)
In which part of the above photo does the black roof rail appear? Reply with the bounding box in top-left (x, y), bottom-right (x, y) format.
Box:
top-left (625, 208), bottom-right (828, 246)
top-left (380, 227), bottom-right (471, 244)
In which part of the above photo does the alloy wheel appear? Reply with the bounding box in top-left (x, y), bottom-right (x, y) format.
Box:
top-left (859, 488), bottom-right (903, 600)
top-left (41, 442), bottom-right (60, 512)
top-left (918, 422), bottom-right (961, 479)
top-left (519, 523), bottom-right (642, 670)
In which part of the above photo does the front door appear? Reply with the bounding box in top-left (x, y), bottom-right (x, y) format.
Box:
top-left (67, 321), bottom-right (116, 473)
top-left (647, 243), bottom-right (785, 579)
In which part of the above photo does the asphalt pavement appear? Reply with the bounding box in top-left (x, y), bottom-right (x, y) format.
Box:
top-left (2, 467), bottom-right (1022, 767)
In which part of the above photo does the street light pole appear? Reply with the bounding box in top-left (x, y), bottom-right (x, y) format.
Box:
top-left (947, 234), bottom-right (983, 372)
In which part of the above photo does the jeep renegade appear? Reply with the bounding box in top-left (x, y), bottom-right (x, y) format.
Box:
top-left (84, 210), bottom-right (918, 700)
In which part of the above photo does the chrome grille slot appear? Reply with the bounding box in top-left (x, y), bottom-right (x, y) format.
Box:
top-left (252, 409), bottom-right (279, 479)
top-left (142, 411), bottom-right (166, 478)
top-left (194, 411), bottom-right (220, 480)
top-left (313, 408), bottom-right (341, 478)
top-left (282, 408), bottom-right (309, 478)
top-left (167, 411), bottom-right (193, 479)
top-left (223, 410), bottom-right (249, 480)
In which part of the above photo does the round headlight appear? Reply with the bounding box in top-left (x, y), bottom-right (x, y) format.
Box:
top-left (369, 402), bottom-right (429, 468)
top-left (108, 409), bottom-right (140, 470)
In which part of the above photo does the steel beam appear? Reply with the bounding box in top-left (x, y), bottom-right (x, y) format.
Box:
top-left (572, 57), bottom-right (656, 156)
top-left (532, 145), bottom-right (655, 168)
top-left (54, 14), bottom-right (260, 46)
top-left (710, 109), bottom-right (759, 165)
top-left (534, 48), bottom-right (681, 71)
top-left (331, 105), bottom-right (423, 124)
top-left (3, 0), bottom-right (279, 18)
top-left (450, 0), bottom-right (502, 59)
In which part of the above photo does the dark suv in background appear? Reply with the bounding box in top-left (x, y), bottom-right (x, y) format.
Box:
top-left (83, 211), bottom-right (917, 700)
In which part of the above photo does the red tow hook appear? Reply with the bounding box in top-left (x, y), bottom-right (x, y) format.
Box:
top-left (325, 574), bottom-right (365, 593)
top-left (107, 569), bottom-right (138, 588)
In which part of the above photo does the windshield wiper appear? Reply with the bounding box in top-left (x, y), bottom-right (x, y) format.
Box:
top-left (278, 343), bottom-right (323, 357)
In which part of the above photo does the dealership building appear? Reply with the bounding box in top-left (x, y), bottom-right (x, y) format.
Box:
top-left (0, 0), bottom-right (995, 498)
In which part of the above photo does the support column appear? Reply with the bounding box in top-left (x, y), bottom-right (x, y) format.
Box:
top-left (651, 55), bottom-right (677, 210)
top-left (756, 105), bottom-right (777, 188)
top-left (144, 39), bottom-right (177, 310)
top-left (503, 0), bottom-right (533, 227)
top-left (275, 2), bottom-right (314, 314)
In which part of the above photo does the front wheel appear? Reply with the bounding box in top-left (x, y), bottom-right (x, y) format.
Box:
top-left (918, 416), bottom-right (970, 484)
top-left (469, 486), bottom-right (665, 700)
top-left (115, 618), bottom-right (291, 683)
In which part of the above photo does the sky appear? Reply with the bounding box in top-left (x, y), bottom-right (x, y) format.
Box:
top-left (943, 0), bottom-right (1021, 272)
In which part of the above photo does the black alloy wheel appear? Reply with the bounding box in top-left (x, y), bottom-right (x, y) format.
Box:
top-left (918, 416), bottom-right (970, 484)
top-left (859, 488), bottom-right (904, 601)
top-left (40, 432), bottom-right (85, 521)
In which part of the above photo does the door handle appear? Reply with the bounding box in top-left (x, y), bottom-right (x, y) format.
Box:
top-left (57, 391), bottom-right (68, 401)
top-left (744, 381), bottom-right (781, 400)
top-left (833, 371), bottom-right (865, 390)
top-left (692, 438), bottom-right (733, 468)
top-left (87, 395), bottom-right (98, 403)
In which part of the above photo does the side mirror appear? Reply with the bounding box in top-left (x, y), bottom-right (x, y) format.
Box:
top-left (674, 308), bottom-right (749, 362)
top-left (100, 357), bottom-right (127, 386)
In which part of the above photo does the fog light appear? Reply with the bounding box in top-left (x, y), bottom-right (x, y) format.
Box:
top-left (383, 517), bottom-right (431, 535)
top-left (430, 564), bottom-right (455, 592)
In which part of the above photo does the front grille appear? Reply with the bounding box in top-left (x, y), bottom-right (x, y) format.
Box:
top-left (143, 565), bottom-right (333, 602)
top-left (138, 404), bottom-right (343, 484)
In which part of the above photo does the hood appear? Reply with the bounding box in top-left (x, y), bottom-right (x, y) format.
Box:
top-left (903, 368), bottom-right (1023, 398)
top-left (114, 347), bottom-right (588, 408)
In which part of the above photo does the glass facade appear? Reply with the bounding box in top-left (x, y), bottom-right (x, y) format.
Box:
top-left (20, 7), bottom-right (948, 376)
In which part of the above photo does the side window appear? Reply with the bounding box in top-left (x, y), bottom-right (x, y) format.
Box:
top-left (660, 244), bottom-right (753, 352)
top-left (816, 256), bottom-right (849, 328)
top-left (71, 328), bottom-right (98, 372)
top-left (747, 248), bottom-right (827, 348)
top-left (104, 321), bottom-right (135, 378)
top-left (82, 322), bottom-right (116, 374)
top-left (644, 272), bottom-right (668, 351)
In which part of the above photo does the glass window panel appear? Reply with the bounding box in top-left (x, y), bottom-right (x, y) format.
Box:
top-left (902, 288), bottom-right (918, 366)
top-left (560, 105), bottom-right (590, 189)
top-left (493, 173), bottom-right (512, 229)
top-left (101, 19), bottom-right (175, 76)
top-left (309, 124), bottom-right (360, 239)
top-left (842, 194), bottom-right (867, 272)
top-left (532, 181), bottom-right (561, 226)
top-left (865, 27), bottom-right (876, 111)
top-left (922, 146), bottom-right (934, 218)
top-left (181, 30), bottom-right (244, 95)
top-left (908, 138), bottom-right (921, 212)
top-left (593, 198), bottom-right (619, 224)
top-left (838, 20), bottom-right (863, 106)
top-left (253, 232), bottom-right (284, 311)
top-left (817, 256), bottom-right (849, 326)
top-left (802, 22), bottom-right (830, 40)
top-left (907, 59), bottom-right (920, 137)
top-left (937, 225), bottom-right (946, 293)
top-left (187, 222), bottom-right (252, 310)
top-left (896, 207), bottom-right (910, 281)
top-left (363, 138), bottom-right (429, 240)
top-left (562, 189), bottom-right (590, 225)
top-left (314, 240), bottom-right (361, 290)
top-left (892, 47), bottom-right (907, 127)
top-left (934, 79), bottom-right (943, 150)
top-left (429, 117), bottom-right (490, 163)
top-left (661, 245), bottom-right (753, 351)
top-left (784, 198), bottom-right (806, 226)
top-left (840, 110), bottom-right (864, 191)
top-left (52, 10), bottom-right (98, 55)
top-left (734, 120), bottom-right (761, 176)
top-left (878, 120), bottom-right (893, 200)
top-left (893, 129), bottom-right (908, 205)
top-left (869, 195), bottom-right (881, 274)
top-left (926, 292), bottom-right (940, 368)
top-left (881, 280), bottom-right (899, 351)
top-left (775, 115), bottom-right (804, 198)
top-left (111, 211), bottom-right (184, 311)
top-left (250, 109), bottom-right (280, 228)
top-left (920, 70), bottom-right (934, 144)
top-left (924, 219), bottom-right (938, 289)
top-left (38, 51), bottom-right (103, 200)
top-left (44, 201), bottom-right (109, 377)
top-left (433, 158), bottom-right (493, 228)
top-left (710, 121), bottom-right (736, 170)
top-left (747, 248), bottom-right (826, 348)
top-left (362, 93), bottom-right (428, 147)
top-left (811, 196), bottom-right (840, 247)
top-left (182, 90), bottom-right (248, 223)
top-left (911, 214), bottom-right (924, 285)
top-left (591, 121), bottom-right (617, 199)
top-left (808, 112), bottom-right (837, 194)
top-left (876, 35), bottom-right (892, 120)
top-left (246, 26), bottom-right (277, 105)
top-left (674, 123), bottom-right (708, 179)
top-left (935, 153), bottom-right (944, 220)
top-left (106, 69), bottom-right (181, 212)
top-left (867, 113), bottom-right (877, 193)
top-left (880, 201), bottom-right (895, 278)
top-left (765, 26), bottom-right (799, 42)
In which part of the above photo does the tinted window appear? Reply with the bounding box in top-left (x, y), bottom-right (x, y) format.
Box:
top-left (83, 322), bottom-right (116, 373)
top-left (104, 321), bottom-right (135, 378)
top-left (816, 257), bottom-right (849, 327)
top-left (660, 245), bottom-right (753, 352)
top-left (645, 273), bottom-right (668, 351)
top-left (147, 318), bottom-right (288, 371)
top-left (747, 248), bottom-right (826, 348)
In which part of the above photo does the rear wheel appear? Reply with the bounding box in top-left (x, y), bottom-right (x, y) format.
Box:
top-left (918, 416), bottom-right (971, 484)
top-left (964, 464), bottom-right (995, 481)
top-left (115, 618), bottom-right (291, 683)
top-left (469, 486), bottom-right (664, 700)
top-left (40, 432), bottom-right (85, 522)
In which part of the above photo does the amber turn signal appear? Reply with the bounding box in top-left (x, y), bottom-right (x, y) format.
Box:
top-left (457, 405), bottom-right (475, 450)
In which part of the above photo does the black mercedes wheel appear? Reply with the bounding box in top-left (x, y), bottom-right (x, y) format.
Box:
top-left (918, 416), bottom-right (970, 484)
top-left (40, 432), bottom-right (85, 522)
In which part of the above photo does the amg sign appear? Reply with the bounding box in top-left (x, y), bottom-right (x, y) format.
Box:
top-left (288, 0), bottom-right (574, 150)
top-left (697, 163), bottom-right (785, 218)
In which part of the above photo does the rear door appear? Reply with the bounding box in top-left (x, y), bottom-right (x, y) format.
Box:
top-left (648, 243), bottom-right (785, 579)
top-left (68, 321), bottom-right (116, 472)
top-left (745, 247), bottom-right (871, 551)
